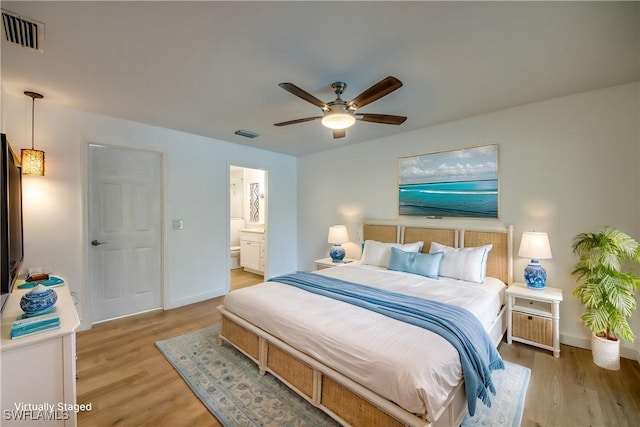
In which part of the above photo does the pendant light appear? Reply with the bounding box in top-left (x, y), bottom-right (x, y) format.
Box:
top-left (21, 91), bottom-right (45, 176)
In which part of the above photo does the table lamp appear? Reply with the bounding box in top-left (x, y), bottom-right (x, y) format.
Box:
top-left (328, 225), bottom-right (349, 262)
top-left (518, 231), bottom-right (552, 289)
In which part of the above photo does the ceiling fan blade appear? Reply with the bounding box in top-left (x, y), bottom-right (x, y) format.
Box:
top-left (347, 76), bottom-right (403, 110)
top-left (274, 116), bottom-right (322, 127)
top-left (333, 129), bottom-right (346, 139)
top-left (279, 83), bottom-right (327, 109)
top-left (357, 113), bottom-right (407, 125)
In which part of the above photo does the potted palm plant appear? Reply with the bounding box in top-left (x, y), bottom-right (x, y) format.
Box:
top-left (571, 227), bottom-right (640, 370)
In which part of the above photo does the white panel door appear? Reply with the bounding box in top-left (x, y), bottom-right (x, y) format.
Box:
top-left (89, 145), bottom-right (162, 323)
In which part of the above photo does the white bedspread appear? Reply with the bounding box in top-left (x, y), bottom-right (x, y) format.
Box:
top-left (223, 264), bottom-right (505, 421)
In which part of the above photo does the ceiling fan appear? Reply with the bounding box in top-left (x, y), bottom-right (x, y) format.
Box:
top-left (274, 76), bottom-right (407, 139)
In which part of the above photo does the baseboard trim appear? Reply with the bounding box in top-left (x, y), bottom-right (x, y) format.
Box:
top-left (92, 307), bottom-right (162, 326)
top-left (165, 289), bottom-right (226, 310)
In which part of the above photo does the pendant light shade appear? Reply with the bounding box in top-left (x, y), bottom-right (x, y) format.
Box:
top-left (21, 148), bottom-right (45, 175)
top-left (21, 91), bottom-right (45, 176)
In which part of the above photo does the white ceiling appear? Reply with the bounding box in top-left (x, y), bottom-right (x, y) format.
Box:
top-left (2, 1), bottom-right (639, 157)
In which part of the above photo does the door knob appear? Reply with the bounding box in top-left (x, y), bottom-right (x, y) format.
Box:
top-left (91, 240), bottom-right (107, 246)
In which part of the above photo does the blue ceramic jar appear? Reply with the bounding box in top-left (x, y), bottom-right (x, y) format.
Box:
top-left (20, 284), bottom-right (58, 315)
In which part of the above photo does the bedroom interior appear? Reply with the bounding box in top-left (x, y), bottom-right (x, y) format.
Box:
top-left (1, 1), bottom-right (639, 427)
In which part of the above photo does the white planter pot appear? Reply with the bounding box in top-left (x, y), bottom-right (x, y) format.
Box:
top-left (591, 333), bottom-right (620, 370)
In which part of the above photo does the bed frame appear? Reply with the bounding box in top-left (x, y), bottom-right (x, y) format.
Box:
top-left (217, 222), bottom-right (513, 427)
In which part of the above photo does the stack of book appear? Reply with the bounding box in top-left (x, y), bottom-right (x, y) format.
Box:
top-left (11, 311), bottom-right (60, 339)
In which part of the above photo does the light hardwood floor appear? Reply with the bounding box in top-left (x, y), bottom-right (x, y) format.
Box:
top-left (77, 297), bottom-right (224, 427)
top-left (77, 297), bottom-right (640, 427)
top-left (229, 268), bottom-right (264, 291)
top-left (500, 338), bottom-right (640, 427)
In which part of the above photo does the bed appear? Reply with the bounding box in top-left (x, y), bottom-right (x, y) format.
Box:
top-left (218, 223), bottom-right (513, 427)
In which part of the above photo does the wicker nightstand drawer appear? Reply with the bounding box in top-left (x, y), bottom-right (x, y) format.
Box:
top-left (511, 312), bottom-right (553, 346)
top-left (506, 283), bottom-right (563, 357)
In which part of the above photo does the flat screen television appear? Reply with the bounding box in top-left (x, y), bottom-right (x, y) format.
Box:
top-left (1, 133), bottom-right (24, 313)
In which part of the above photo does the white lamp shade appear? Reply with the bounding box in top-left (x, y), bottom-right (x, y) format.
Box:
top-left (328, 225), bottom-right (349, 244)
top-left (518, 231), bottom-right (552, 259)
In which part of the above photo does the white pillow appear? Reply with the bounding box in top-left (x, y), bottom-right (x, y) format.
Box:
top-left (429, 241), bottom-right (493, 283)
top-left (361, 240), bottom-right (424, 268)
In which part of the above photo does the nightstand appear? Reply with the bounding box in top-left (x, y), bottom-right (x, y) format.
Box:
top-left (506, 282), bottom-right (563, 357)
top-left (314, 258), bottom-right (358, 270)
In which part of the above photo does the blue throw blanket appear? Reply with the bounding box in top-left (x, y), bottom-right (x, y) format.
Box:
top-left (268, 271), bottom-right (504, 416)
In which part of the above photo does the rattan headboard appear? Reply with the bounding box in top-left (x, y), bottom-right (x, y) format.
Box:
top-left (362, 222), bottom-right (513, 284)
top-left (460, 229), bottom-right (513, 284)
top-left (362, 224), bottom-right (399, 244)
top-left (403, 227), bottom-right (456, 253)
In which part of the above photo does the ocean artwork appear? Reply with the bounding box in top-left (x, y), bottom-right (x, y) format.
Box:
top-left (398, 145), bottom-right (499, 218)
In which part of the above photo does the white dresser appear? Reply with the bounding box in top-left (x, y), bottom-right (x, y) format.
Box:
top-left (1, 282), bottom-right (80, 426)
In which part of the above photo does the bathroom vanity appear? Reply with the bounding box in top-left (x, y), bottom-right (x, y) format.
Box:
top-left (240, 229), bottom-right (265, 275)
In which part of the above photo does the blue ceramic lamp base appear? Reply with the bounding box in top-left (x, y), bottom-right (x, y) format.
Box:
top-left (524, 259), bottom-right (547, 289)
top-left (329, 245), bottom-right (345, 262)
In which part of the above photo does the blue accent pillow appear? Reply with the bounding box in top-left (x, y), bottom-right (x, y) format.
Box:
top-left (387, 247), bottom-right (443, 279)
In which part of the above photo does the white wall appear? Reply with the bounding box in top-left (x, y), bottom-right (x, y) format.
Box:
top-left (297, 82), bottom-right (640, 358)
top-left (229, 168), bottom-right (244, 219)
top-left (1, 92), bottom-right (297, 327)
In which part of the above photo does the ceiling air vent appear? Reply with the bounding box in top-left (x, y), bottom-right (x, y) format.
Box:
top-left (2, 10), bottom-right (44, 52)
top-left (234, 129), bottom-right (260, 139)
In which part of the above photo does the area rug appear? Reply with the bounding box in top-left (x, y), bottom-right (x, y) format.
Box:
top-left (156, 323), bottom-right (530, 427)
top-left (461, 360), bottom-right (530, 427)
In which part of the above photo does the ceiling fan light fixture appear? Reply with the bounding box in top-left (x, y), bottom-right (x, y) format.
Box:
top-left (276, 77), bottom-right (405, 137)
top-left (321, 111), bottom-right (356, 130)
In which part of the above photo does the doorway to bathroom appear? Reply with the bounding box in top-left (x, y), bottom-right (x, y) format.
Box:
top-left (229, 165), bottom-right (267, 291)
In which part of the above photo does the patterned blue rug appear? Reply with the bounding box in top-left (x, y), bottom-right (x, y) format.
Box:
top-left (156, 324), bottom-right (529, 427)
top-left (462, 359), bottom-right (530, 427)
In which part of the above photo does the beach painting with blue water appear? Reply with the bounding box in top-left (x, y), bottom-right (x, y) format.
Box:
top-left (399, 144), bottom-right (499, 218)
